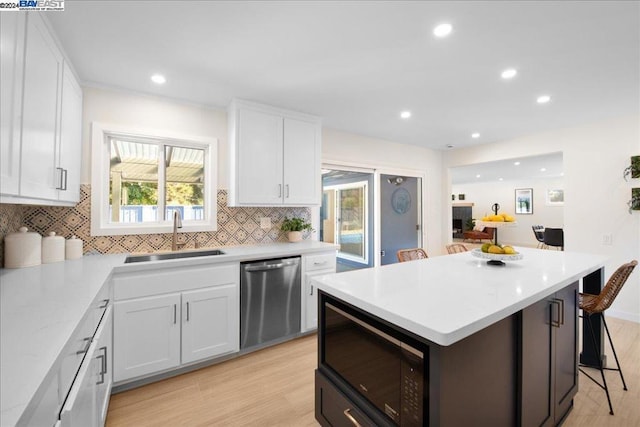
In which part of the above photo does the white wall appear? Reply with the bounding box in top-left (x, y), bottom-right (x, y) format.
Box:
top-left (81, 86), bottom-right (229, 187)
top-left (322, 128), bottom-right (444, 257)
top-left (443, 115), bottom-right (640, 322)
top-left (452, 177), bottom-right (564, 246)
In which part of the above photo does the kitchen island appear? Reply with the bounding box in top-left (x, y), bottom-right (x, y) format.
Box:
top-left (312, 248), bottom-right (607, 426)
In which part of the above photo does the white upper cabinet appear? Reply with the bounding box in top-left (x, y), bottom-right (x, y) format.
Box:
top-left (20, 12), bottom-right (64, 201)
top-left (0, 12), bottom-right (82, 206)
top-left (58, 61), bottom-right (83, 203)
top-left (228, 99), bottom-right (321, 206)
top-left (0, 12), bottom-right (25, 196)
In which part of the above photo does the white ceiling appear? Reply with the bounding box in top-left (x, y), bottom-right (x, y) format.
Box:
top-left (450, 152), bottom-right (563, 184)
top-left (48, 1), bottom-right (639, 151)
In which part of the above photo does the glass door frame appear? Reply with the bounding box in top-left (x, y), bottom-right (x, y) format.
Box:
top-left (316, 162), bottom-right (426, 267)
top-left (325, 180), bottom-right (369, 265)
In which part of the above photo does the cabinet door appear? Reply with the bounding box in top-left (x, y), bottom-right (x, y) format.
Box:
top-left (520, 297), bottom-right (554, 427)
top-left (113, 294), bottom-right (181, 382)
top-left (553, 282), bottom-right (578, 420)
top-left (95, 306), bottom-right (113, 426)
top-left (283, 117), bottom-right (320, 205)
top-left (59, 339), bottom-right (98, 427)
top-left (237, 108), bottom-right (283, 205)
top-left (58, 61), bottom-right (82, 203)
top-left (303, 269), bottom-right (334, 332)
top-left (0, 12), bottom-right (25, 196)
top-left (20, 13), bottom-right (63, 200)
top-left (182, 285), bottom-right (239, 364)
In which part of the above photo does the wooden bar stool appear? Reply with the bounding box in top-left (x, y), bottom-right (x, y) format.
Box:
top-left (397, 248), bottom-right (428, 262)
top-left (579, 260), bottom-right (637, 415)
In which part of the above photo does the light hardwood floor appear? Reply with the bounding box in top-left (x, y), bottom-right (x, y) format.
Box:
top-left (106, 317), bottom-right (639, 426)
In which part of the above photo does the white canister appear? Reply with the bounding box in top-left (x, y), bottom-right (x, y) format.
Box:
top-left (4, 227), bottom-right (42, 268)
top-left (65, 235), bottom-right (83, 260)
top-left (42, 232), bottom-right (65, 263)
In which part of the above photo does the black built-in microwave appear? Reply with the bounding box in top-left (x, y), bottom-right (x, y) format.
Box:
top-left (321, 300), bottom-right (425, 426)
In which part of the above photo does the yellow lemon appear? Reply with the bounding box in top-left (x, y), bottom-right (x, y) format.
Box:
top-left (488, 245), bottom-right (504, 254)
top-left (481, 243), bottom-right (491, 253)
top-left (491, 215), bottom-right (505, 222)
top-left (503, 246), bottom-right (517, 255)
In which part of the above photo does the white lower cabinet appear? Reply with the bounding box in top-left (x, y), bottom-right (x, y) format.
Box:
top-left (301, 252), bottom-right (337, 332)
top-left (60, 306), bottom-right (112, 427)
top-left (112, 263), bottom-right (240, 384)
top-left (181, 285), bottom-right (238, 364)
top-left (113, 294), bottom-right (181, 382)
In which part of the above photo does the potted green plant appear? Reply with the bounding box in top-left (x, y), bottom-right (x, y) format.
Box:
top-left (280, 216), bottom-right (313, 242)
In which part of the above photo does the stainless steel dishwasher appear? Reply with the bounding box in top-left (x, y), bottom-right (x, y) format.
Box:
top-left (240, 256), bottom-right (301, 349)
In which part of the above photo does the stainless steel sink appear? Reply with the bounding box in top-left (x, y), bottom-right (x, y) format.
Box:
top-left (125, 249), bottom-right (225, 263)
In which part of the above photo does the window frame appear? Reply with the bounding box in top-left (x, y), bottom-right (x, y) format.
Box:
top-left (91, 122), bottom-right (217, 236)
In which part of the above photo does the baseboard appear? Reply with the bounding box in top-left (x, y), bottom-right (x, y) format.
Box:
top-left (607, 309), bottom-right (640, 323)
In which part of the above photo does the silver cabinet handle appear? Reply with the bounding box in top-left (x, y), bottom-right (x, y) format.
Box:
top-left (76, 337), bottom-right (92, 355)
top-left (98, 299), bottom-right (109, 309)
top-left (285, 184), bottom-right (290, 198)
top-left (173, 304), bottom-right (177, 324)
top-left (96, 354), bottom-right (105, 385)
top-left (343, 409), bottom-right (362, 427)
top-left (186, 302), bottom-right (190, 322)
top-left (550, 300), bottom-right (561, 328)
top-left (278, 184), bottom-right (282, 198)
top-left (313, 261), bottom-right (327, 266)
top-left (309, 285), bottom-right (313, 296)
top-left (56, 167), bottom-right (64, 190)
top-left (553, 298), bottom-right (565, 325)
top-left (62, 168), bottom-right (68, 190)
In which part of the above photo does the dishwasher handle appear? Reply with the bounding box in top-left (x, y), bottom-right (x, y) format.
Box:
top-left (244, 263), bottom-right (286, 272)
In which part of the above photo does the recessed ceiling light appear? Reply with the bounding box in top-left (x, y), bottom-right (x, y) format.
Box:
top-left (476, 174), bottom-right (481, 178)
top-left (537, 95), bottom-right (551, 104)
top-left (560, 172), bottom-right (565, 176)
top-left (540, 168), bottom-right (547, 172)
top-left (151, 74), bottom-right (166, 85)
top-left (501, 68), bottom-right (517, 79)
top-left (514, 161), bottom-right (521, 166)
top-left (446, 144), bottom-right (454, 149)
top-left (499, 177), bottom-right (504, 181)
top-left (433, 23), bottom-right (453, 38)
top-left (400, 111), bottom-right (412, 119)
top-left (471, 133), bottom-right (480, 139)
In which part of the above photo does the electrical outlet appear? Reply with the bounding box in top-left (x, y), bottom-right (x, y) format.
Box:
top-left (602, 234), bottom-right (613, 246)
top-left (260, 217), bottom-right (271, 229)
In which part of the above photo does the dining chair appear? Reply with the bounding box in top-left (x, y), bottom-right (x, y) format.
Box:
top-left (446, 243), bottom-right (468, 254)
top-left (579, 260), bottom-right (637, 415)
top-left (543, 227), bottom-right (564, 250)
top-left (397, 248), bottom-right (428, 262)
top-left (531, 225), bottom-right (546, 249)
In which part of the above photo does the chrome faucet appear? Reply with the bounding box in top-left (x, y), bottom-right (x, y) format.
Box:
top-left (171, 210), bottom-right (183, 251)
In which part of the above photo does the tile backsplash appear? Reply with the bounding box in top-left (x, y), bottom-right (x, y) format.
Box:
top-left (0, 185), bottom-right (311, 267)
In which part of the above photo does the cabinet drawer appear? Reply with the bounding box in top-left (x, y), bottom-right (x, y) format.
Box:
top-left (304, 253), bottom-right (336, 272)
top-left (113, 263), bottom-right (239, 300)
top-left (316, 371), bottom-right (376, 427)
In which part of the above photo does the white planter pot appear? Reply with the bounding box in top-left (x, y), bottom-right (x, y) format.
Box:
top-left (287, 231), bottom-right (302, 242)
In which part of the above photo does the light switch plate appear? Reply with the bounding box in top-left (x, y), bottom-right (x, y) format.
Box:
top-left (602, 234), bottom-right (613, 245)
top-left (260, 217), bottom-right (271, 229)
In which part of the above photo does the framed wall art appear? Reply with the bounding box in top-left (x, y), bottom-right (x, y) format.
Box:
top-left (515, 188), bottom-right (533, 214)
top-left (546, 189), bottom-right (564, 206)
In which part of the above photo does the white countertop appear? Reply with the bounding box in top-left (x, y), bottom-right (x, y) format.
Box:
top-left (0, 254), bottom-right (126, 427)
top-left (0, 240), bottom-right (336, 427)
top-left (312, 247), bottom-right (607, 346)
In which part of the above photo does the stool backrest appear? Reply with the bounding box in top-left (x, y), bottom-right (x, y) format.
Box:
top-left (584, 260), bottom-right (637, 314)
top-left (397, 248), bottom-right (428, 262)
top-left (446, 243), bottom-right (468, 254)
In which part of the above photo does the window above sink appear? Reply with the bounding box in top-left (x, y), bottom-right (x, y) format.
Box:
top-left (91, 122), bottom-right (218, 236)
